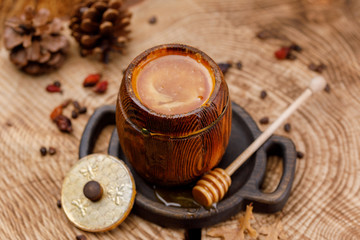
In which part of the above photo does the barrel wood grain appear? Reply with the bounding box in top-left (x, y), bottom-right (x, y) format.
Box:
top-left (0, 0), bottom-right (360, 239)
top-left (116, 44), bottom-right (231, 185)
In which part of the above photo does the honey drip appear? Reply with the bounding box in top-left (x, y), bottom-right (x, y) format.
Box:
top-left (154, 185), bottom-right (218, 210)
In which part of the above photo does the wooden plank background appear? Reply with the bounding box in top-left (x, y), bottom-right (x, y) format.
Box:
top-left (0, 0), bottom-right (360, 239)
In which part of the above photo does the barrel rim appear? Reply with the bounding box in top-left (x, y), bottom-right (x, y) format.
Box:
top-left (122, 43), bottom-right (224, 119)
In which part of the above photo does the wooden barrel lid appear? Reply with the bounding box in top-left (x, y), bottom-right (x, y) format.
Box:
top-left (61, 154), bottom-right (136, 232)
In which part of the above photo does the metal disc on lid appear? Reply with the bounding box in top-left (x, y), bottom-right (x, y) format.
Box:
top-left (61, 154), bottom-right (136, 232)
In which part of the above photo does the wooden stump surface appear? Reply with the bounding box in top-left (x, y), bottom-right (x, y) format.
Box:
top-left (0, 0), bottom-right (360, 239)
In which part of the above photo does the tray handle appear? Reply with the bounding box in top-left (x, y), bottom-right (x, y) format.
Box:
top-left (239, 135), bottom-right (296, 212)
top-left (79, 105), bottom-right (116, 158)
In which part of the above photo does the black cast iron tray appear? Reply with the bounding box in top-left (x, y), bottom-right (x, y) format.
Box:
top-left (79, 102), bottom-right (296, 229)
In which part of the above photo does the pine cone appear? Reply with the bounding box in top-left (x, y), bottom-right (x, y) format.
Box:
top-left (69, 0), bottom-right (131, 63)
top-left (4, 6), bottom-right (69, 75)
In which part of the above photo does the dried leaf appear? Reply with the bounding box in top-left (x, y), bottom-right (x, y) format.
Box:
top-left (259, 218), bottom-right (287, 240)
top-left (239, 204), bottom-right (258, 238)
top-left (206, 204), bottom-right (257, 240)
top-left (207, 225), bottom-right (242, 240)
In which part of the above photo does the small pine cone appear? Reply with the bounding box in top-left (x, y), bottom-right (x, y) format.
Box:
top-left (4, 6), bottom-right (69, 75)
top-left (69, 0), bottom-right (132, 63)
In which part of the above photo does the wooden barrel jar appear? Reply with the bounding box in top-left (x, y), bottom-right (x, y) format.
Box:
top-left (116, 44), bottom-right (231, 186)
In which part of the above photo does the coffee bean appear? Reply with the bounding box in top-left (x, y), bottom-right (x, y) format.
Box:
top-left (57, 200), bottom-right (62, 208)
top-left (308, 63), bottom-right (327, 73)
top-left (259, 117), bottom-right (269, 124)
top-left (53, 81), bottom-right (61, 88)
top-left (218, 62), bottom-right (232, 75)
top-left (286, 53), bottom-right (297, 60)
top-left (49, 147), bottom-right (57, 155)
top-left (308, 63), bottom-right (318, 71)
top-left (317, 63), bottom-right (327, 73)
top-left (296, 151), bottom-right (304, 159)
top-left (40, 147), bottom-right (47, 156)
top-left (284, 123), bottom-right (291, 132)
top-left (71, 110), bottom-right (79, 119)
top-left (235, 61), bottom-right (243, 70)
top-left (148, 16), bottom-right (157, 24)
top-left (256, 30), bottom-right (272, 40)
top-left (324, 83), bottom-right (330, 93)
top-left (76, 235), bottom-right (87, 240)
top-left (73, 101), bottom-right (81, 110)
top-left (78, 107), bottom-right (87, 114)
top-left (260, 90), bottom-right (267, 99)
top-left (290, 44), bottom-right (302, 52)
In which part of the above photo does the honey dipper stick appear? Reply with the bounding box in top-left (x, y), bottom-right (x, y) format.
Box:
top-left (192, 76), bottom-right (327, 207)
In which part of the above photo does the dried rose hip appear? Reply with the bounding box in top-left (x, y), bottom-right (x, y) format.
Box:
top-left (83, 73), bottom-right (101, 87)
top-left (94, 81), bottom-right (108, 93)
top-left (50, 105), bottom-right (63, 120)
top-left (274, 47), bottom-right (290, 60)
top-left (54, 115), bottom-right (73, 133)
top-left (46, 84), bottom-right (62, 93)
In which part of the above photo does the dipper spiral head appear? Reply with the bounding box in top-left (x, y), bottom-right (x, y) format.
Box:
top-left (192, 168), bottom-right (231, 207)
